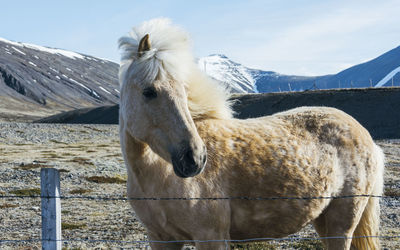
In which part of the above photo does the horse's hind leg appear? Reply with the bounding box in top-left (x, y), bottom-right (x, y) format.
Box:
top-left (312, 197), bottom-right (369, 250)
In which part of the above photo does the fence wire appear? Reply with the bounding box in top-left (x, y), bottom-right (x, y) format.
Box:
top-left (0, 194), bottom-right (399, 200)
top-left (2, 235), bottom-right (400, 245)
top-left (1, 193), bottom-right (399, 246)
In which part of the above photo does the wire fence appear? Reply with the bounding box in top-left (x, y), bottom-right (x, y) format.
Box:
top-left (1, 192), bottom-right (400, 247)
top-left (0, 193), bottom-right (399, 201)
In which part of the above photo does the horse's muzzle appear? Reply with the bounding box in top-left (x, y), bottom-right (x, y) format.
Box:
top-left (171, 146), bottom-right (207, 178)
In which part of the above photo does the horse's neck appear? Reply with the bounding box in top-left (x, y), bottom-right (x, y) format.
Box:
top-left (122, 130), bottom-right (171, 193)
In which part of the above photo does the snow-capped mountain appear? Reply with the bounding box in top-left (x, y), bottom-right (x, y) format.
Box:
top-left (0, 37), bottom-right (119, 121)
top-left (198, 46), bottom-right (400, 93)
top-left (198, 54), bottom-right (320, 93)
top-left (198, 54), bottom-right (257, 93)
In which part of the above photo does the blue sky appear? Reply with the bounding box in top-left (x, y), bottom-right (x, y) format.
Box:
top-left (1, 0), bottom-right (400, 75)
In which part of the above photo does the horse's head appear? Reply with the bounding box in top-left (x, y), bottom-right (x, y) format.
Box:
top-left (119, 32), bottom-right (207, 178)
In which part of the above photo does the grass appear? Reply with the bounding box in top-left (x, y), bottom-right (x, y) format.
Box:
top-left (62, 222), bottom-right (87, 230)
top-left (10, 188), bottom-right (41, 196)
top-left (0, 203), bottom-right (19, 209)
top-left (231, 242), bottom-right (276, 249)
top-left (70, 188), bottom-right (92, 194)
top-left (288, 239), bottom-right (324, 250)
top-left (49, 139), bottom-right (67, 144)
top-left (15, 162), bottom-right (49, 170)
top-left (384, 187), bottom-right (400, 197)
top-left (85, 176), bottom-right (126, 184)
top-left (42, 153), bottom-right (59, 159)
top-left (83, 125), bottom-right (104, 132)
top-left (69, 157), bottom-right (95, 166)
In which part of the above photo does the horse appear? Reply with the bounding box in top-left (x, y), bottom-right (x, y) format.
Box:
top-left (118, 18), bottom-right (384, 250)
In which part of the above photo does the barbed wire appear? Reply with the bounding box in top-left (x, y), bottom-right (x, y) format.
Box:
top-left (0, 194), bottom-right (399, 200)
top-left (1, 235), bottom-right (400, 245)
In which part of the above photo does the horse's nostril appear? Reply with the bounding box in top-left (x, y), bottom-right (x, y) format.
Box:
top-left (184, 149), bottom-right (195, 165)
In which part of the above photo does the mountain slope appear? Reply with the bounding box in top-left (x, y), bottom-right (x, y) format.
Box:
top-left (0, 37), bottom-right (119, 121)
top-left (199, 46), bottom-right (400, 93)
top-left (316, 45), bottom-right (400, 88)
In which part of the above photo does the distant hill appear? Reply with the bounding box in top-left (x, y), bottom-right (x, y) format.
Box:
top-left (199, 46), bottom-right (400, 93)
top-left (0, 37), bottom-right (119, 121)
top-left (317, 46), bottom-right (400, 89)
top-left (36, 87), bottom-right (400, 139)
top-left (1, 36), bottom-right (399, 121)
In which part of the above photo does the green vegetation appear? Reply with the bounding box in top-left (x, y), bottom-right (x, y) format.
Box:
top-left (0, 203), bottom-right (19, 209)
top-left (70, 188), bottom-right (92, 194)
top-left (231, 242), bottom-right (276, 249)
top-left (289, 239), bottom-right (324, 250)
top-left (85, 175), bottom-right (126, 184)
top-left (385, 187), bottom-right (400, 197)
top-left (69, 157), bottom-right (95, 166)
top-left (15, 162), bottom-right (48, 170)
top-left (10, 188), bottom-right (41, 196)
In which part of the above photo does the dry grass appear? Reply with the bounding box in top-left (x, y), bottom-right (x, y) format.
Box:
top-left (10, 188), bottom-right (41, 196)
top-left (232, 242), bottom-right (277, 249)
top-left (85, 176), bottom-right (126, 184)
top-left (70, 188), bottom-right (92, 194)
top-left (0, 203), bottom-right (19, 209)
top-left (15, 162), bottom-right (49, 170)
top-left (69, 157), bottom-right (95, 166)
top-left (288, 240), bottom-right (324, 250)
top-left (62, 222), bottom-right (87, 230)
top-left (385, 187), bottom-right (400, 197)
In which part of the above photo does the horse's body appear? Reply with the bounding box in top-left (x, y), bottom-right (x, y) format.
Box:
top-left (119, 19), bottom-right (384, 250)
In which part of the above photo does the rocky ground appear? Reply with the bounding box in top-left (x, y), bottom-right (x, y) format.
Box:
top-left (0, 123), bottom-right (399, 249)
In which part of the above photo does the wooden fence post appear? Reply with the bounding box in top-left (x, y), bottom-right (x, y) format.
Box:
top-left (41, 168), bottom-right (61, 250)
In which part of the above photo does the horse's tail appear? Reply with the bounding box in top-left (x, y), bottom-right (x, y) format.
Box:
top-left (351, 143), bottom-right (384, 250)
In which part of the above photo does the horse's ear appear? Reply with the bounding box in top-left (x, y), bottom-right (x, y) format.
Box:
top-left (138, 34), bottom-right (151, 56)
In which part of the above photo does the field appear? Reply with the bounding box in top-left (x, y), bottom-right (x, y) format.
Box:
top-left (0, 123), bottom-right (399, 249)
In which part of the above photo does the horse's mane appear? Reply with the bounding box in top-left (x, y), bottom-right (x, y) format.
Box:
top-left (118, 18), bottom-right (233, 120)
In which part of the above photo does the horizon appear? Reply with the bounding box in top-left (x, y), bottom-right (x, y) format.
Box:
top-left (1, 0), bottom-right (400, 76)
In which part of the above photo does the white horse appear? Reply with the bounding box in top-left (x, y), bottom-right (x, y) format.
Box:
top-left (118, 18), bottom-right (384, 250)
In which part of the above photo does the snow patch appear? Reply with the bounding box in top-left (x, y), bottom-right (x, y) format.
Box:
top-left (29, 61), bottom-right (37, 67)
top-left (99, 86), bottom-right (111, 95)
top-left (375, 66), bottom-right (400, 87)
top-left (55, 76), bottom-right (61, 80)
top-left (69, 78), bottom-right (92, 92)
top-left (49, 67), bottom-right (58, 73)
top-left (0, 37), bottom-right (84, 60)
top-left (11, 47), bottom-right (26, 55)
top-left (114, 88), bottom-right (120, 93)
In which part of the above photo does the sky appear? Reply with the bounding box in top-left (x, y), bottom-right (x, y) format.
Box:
top-left (1, 0), bottom-right (400, 76)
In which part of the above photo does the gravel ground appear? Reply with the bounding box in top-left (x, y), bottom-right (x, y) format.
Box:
top-left (0, 122), bottom-right (399, 249)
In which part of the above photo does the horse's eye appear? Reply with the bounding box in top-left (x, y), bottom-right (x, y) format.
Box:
top-left (143, 87), bottom-right (157, 99)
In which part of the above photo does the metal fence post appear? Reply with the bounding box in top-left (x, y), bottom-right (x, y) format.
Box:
top-left (41, 168), bottom-right (61, 250)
